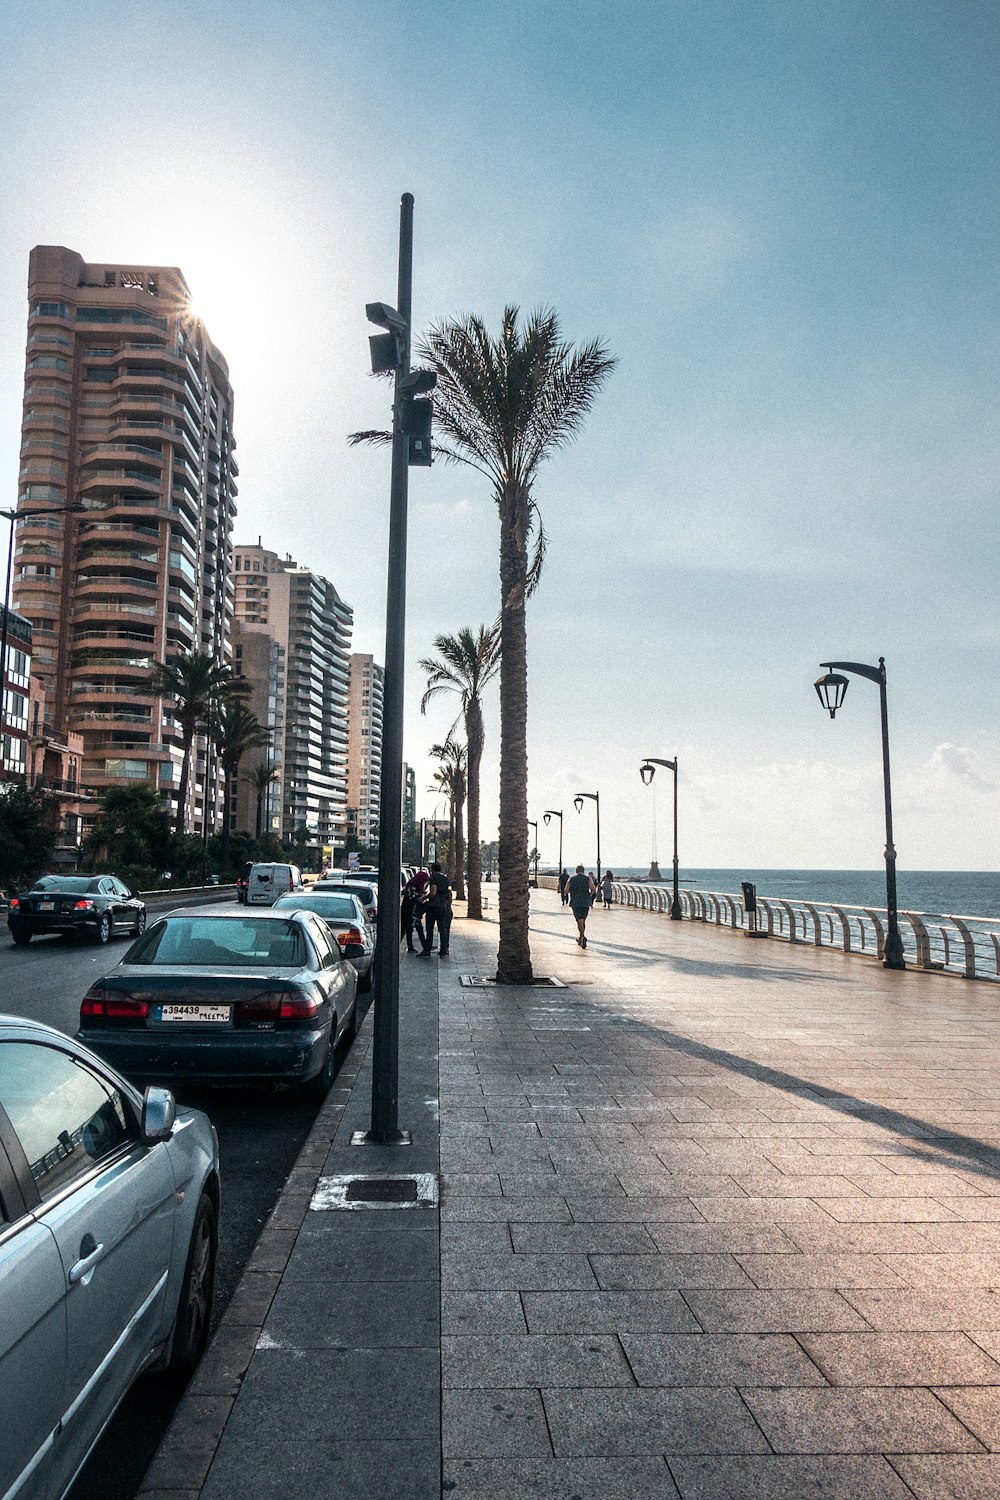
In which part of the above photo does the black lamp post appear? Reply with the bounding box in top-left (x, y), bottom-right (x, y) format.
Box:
top-left (527, 819), bottom-right (539, 887)
top-left (814, 657), bottom-right (905, 970)
top-left (573, 792), bottom-right (601, 887)
top-left (543, 809), bottom-right (563, 881)
top-left (639, 758), bottom-right (682, 919)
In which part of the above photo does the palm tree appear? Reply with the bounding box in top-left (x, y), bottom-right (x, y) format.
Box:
top-left (419, 625), bottom-right (499, 921)
top-left (246, 760), bottom-right (281, 839)
top-left (429, 739), bottom-right (467, 900)
top-left (212, 699), bottom-right (270, 853)
top-left (149, 651), bottom-right (246, 835)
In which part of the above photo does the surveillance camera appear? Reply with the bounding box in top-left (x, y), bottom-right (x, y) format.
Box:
top-left (366, 301), bottom-right (407, 334)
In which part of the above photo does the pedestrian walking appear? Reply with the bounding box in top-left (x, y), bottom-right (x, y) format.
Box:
top-left (418, 862), bottom-right (453, 957)
top-left (601, 870), bottom-right (614, 907)
top-left (557, 867), bottom-right (570, 905)
top-left (401, 868), bottom-right (429, 952)
top-left (567, 864), bottom-right (595, 948)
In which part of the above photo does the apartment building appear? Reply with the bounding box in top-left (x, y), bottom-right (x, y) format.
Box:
top-left (232, 543), bottom-right (353, 855)
top-left (345, 653), bottom-right (384, 849)
top-left (0, 607), bottom-right (32, 779)
top-left (13, 245), bottom-right (237, 832)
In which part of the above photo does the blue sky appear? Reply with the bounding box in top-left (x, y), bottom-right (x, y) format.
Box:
top-left (2, 1), bottom-right (997, 869)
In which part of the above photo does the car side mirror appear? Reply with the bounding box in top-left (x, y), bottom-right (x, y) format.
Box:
top-left (343, 942), bottom-right (366, 959)
top-left (142, 1085), bottom-right (176, 1143)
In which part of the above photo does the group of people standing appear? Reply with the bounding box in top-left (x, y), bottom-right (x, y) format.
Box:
top-left (557, 866), bottom-right (615, 949)
top-left (401, 864), bottom-right (453, 957)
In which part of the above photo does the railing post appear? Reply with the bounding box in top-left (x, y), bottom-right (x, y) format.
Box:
top-left (834, 906), bottom-right (852, 952)
top-left (780, 901), bottom-right (798, 943)
top-left (951, 917), bottom-right (977, 979)
top-left (865, 909), bottom-right (886, 960)
top-left (904, 911), bottom-right (931, 969)
top-left (804, 903), bottom-right (822, 945)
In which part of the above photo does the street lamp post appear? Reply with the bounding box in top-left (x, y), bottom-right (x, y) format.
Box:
top-left (0, 502), bottom-right (87, 774)
top-left (639, 758), bottom-right (682, 920)
top-left (527, 819), bottom-right (539, 887)
top-left (814, 657), bottom-right (905, 970)
top-left (572, 792), bottom-right (601, 888)
top-left (543, 809), bottom-right (563, 881)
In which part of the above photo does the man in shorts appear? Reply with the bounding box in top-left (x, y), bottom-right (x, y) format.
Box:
top-left (566, 864), bottom-right (595, 948)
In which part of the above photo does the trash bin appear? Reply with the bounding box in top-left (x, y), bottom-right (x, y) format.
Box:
top-left (741, 881), bottom-right (764, 936)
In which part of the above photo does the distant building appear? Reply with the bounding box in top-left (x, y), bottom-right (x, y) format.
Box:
top-left (0, 606), bottom-right (32, 780)
top-left (345, 654), bottom-right (384, 849)
top-left (232, 543), bottom-right (353, 856)
top-left (13, 245), bottom-right (237, 834)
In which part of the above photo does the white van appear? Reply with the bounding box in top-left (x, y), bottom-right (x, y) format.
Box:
top-left (246, 862), bottom-right (304, 906)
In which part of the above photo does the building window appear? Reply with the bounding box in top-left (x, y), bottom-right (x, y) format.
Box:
top-left (104, 271), bottom-right (117, 287)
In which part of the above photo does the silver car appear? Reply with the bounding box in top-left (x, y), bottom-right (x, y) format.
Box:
top-left (0, 1016), bottom-right (220, 1500)
top-left (273, 889), bottom-right (376, 991)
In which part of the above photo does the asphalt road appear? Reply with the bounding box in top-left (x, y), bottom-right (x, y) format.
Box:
top-left (0, 910), bottom-right (326, 1500)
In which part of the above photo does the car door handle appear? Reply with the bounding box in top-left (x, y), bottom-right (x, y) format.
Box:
top-left (68, 1242), bottom-right (105, 1284)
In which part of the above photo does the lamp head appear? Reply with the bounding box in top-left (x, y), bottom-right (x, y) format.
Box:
top-left (573, 795), bottom-right (584, 814)
top-left (543, 812), bottom-right (550, 827)
top-left (640, 762), bottom-right (655, 786)
top-left (814, 670), bottom-right (849, 719)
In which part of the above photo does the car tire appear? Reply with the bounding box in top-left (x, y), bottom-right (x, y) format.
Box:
top-left (95, 913), bottom-right (111, 944)
top-left (306, 1038), bottom-right (336, 1098)
top-left (11, 930), bottom-right (30, 946)
top-left (358, 966), bottom-right (373, 994)
top-left (167, 1191), bottom-right (217, 1378)
top-left (132, 909), bottom-right (147, 937)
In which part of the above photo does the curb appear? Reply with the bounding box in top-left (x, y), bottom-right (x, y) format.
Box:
top-left (135, 1007), bottom-right (374, 1499)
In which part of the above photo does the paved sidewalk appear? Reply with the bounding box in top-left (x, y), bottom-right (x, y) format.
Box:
top-left (143, 887), bottom-right (1000, 1500)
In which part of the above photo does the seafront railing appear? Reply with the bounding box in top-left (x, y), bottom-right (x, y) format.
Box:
top-left (606, 882), bottom-right (1000, 983)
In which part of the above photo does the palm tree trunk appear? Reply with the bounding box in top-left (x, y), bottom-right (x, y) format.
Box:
top-left (175, 730), bottom-right (194, 837)
top-left (496, 484), bottom-right (532, 983)
top-left (465, 700), bottom-right (484, 918)
top-left (255, 789), bottom-right (263, 839)
top-left (455, 783), bottom-right (466, 902)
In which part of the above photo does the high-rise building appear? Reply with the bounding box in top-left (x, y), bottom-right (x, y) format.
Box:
top-left (13, 246), bottom-right (237, 831)
top-left (232, 543), bottom-right (353, 855)
top-left (345, 653), bottom-right (384, 849)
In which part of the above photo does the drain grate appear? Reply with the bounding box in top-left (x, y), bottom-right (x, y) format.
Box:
top-left (460, 974), bottom-right (566, 988)
top-left (345, 1177), bottom-right (418, 1203)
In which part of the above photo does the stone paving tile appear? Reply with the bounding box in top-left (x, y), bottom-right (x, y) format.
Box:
top-left (812, 1196), bottom-right (960, 1222)
top-left (591, 1252), bottom-right (754, 1291)
top-left (733, 1174), bottom-right (864, 1197)
top-left (939, 1199), bottom-right (1000, 1221)
top-left (282, 1222), bottom-right (437, 1283)
top-left (667, 1454), bottom-right (914, 1499)
top-left (442, 1290), bottom-right (529, 1335)
top-left (441, 1456), bottom-right (680, 1499)
top-left (441, 1252), bottom-right (598, 1291)
top-left (618, 1173), bottom-right (749, 1198)
top-left (441, 1223), bottom-right (513, 1253)
top-left (798, 1332), bottom-right (1000, 1387)
top-left (442, 1334), bottom-right (634, 1388)
top-left (499, 1172), bottom-right (626, 1197)
top-left (682, 1289), bottom-right (872, 1333)
top-left (510, 1223), bottom-right (659, 1254)
top-left (783, 1223), bottom-right (936, 1253)
top-left (621, 1331), bottom-right (827, 1387)
top-left (542, 1386), bottom-right (770, 1456)
top-left (565, 1195), bottom-right (706, 1223)
top-left (647, 1223), bottom-right (799, 1254)
top-left (851, 1175), bottom-right (987, 1198)
top-left (879, 1253), bottom-right (1000, 1287)
top-left (263, 1279), bottom-right (439, 1350)
top-left (691, 1196), bottom-right (835, 1223)
top-left (441, 1172), bottom-right (503, 1196)
top-left (916, 1224), bottom-right (1000, 1252)
top-left (889, 1454), bottom-right (1000, 1499)
top-left (442, 1196), bottom-right (573, 1223)
top-left (842, 1290), bottom-right (1000, 1330)
top-left (934, 1388), bottom-right (1000, 1450)
top-left (523, 1289), bottom-right (702, 1334)
top-left (742, 1386), bottom-right (984, 1453)
top-left (442, 1389), bottom-right (553, 1458)
top-left (736, 1252), bottom-right (908, 1290)
top-left (200, 1440), bottom-right (441, 1500)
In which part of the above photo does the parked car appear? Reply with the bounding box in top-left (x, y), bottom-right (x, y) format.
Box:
top-left (0, 1015), bottom-right (220, 1500)
top-left (313, 877), bottom-right (378, 923)
top-left (8, 875), bottom-right (147, 946)
top-left (236, 862), bottom-right (253, 904)
top-left (78, 907), bottom-right (361, 1094)
top-left (245, 862), bottom-right (304, 906)
top-left (273, 889), bottom-right (375, 991)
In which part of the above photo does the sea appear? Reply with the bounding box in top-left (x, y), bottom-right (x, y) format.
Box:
top-left (604, 870), bottom-right (1000, 921)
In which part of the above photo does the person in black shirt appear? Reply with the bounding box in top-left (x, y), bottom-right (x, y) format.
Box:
top-left (566, 864), bottom-right (595, 948)
top-left (418, 862), bottom-right (453, 957)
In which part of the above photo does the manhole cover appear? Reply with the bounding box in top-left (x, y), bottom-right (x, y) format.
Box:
top-left (345, 1177), bottom-right (418, 1203)
top-left (460, 974), bottom-right (566, 988)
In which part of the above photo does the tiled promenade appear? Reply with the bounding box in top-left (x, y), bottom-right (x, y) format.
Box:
top-left (144, 886), bottom-right (1000, 1500)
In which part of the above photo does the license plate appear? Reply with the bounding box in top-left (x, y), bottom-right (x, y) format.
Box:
top-left (37, 901), bottom-right (55, 911)
top-left (157, 1003), bottom-right (231, 1024)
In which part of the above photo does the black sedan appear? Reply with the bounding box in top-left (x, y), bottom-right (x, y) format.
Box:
top-left (8, 874), bottom-right (147, 946)
top-left (77, 907), bottom-right (360, 1096)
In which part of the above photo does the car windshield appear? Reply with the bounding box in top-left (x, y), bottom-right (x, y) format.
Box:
top-left (325, 883), bottom-right (375, 904)
top-left (274, 894), bottom-right (361, 922)
top-left (125, 916), bottom-right (308, 968)
top-left (30, 876), bottom-right (102, 894)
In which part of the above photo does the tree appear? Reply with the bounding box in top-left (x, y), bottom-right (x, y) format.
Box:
top-left (245, 760), bottom-right (281, 839)
top-left (0, 782), bottom-right (58, 891)
top-left (429, 739), bottom-right (467, 900)
top-left (212, 699), bottom-right (270, 854)
top-left (418, 308), bottom-right (615, 982)
top-left (149, 650), bottom-right (246, 836)
top-left (419, 625), bottom-right (499, 921)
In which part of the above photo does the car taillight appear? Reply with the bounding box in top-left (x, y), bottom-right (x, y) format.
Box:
top-left (336, 926), bottom-right (365, 948)
top-left (74, 899), bottom-right (95, 911)
top-left (81, 987), bottom-right (148, 1022)
top-left (235, 995), bottom-right (280, 1023)
top-left (278, 991), bottom-right (320, 1020)
top-left (8, 898), bottom-right (18, 910)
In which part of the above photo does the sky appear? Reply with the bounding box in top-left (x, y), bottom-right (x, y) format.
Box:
top-left (1, 0), bottom-right (997, 871)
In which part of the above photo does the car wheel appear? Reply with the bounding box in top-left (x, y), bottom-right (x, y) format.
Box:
top-left (167, 1191), bottom-right (217, 1377)
top-left (132, 909), bottom-right (147, 937)
top-left (358, 966), bottom-right (373, 994)
top-left (306, 1038), bottom-right (336, 1098)
top-left (95, 913), bottom-right (111, 944)
top-left (11, 930), bottom-right (30, 946)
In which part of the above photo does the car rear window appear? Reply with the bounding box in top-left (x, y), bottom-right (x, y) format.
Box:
top-left (125, 916), bottom-right (307, 968)
top-left (30, 876), bottom-right (102, 894)
top-left (274, 894), bottom-right (361, 921)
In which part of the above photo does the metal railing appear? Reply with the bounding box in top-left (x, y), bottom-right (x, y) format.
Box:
top-left (610, 882), bottom-right (1000, 984)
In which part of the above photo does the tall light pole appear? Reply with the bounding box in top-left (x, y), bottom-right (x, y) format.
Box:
top-left (814, 657), bottom-right (905, 970)
top-left (573, 791), bottom-right (601, 888)
top-left (639, 758), bottom-right (682, 920)
top-left (0, 501), bottom-right (87, 774)
top-left (527, 819), bottom-right (539, 888)
top-left (543, 809), bottom-right (563, 879)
